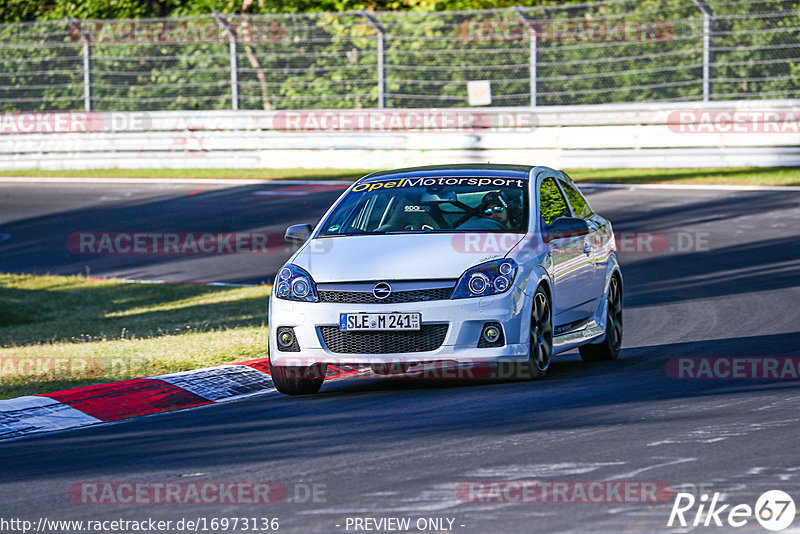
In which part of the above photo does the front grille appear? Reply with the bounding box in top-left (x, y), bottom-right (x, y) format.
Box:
top-left (318, 287), bottom-right (453, 304)
top-left (318, 324), bottom-right (449, 354)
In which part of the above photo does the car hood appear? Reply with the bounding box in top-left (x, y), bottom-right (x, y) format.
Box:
top-left (293, 233), bottom-right (523, 282)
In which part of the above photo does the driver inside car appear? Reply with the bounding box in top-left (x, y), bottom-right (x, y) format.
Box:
top-left (480, 192), bottom-right (512, 228)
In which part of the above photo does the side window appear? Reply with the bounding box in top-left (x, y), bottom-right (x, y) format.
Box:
top-left (540, 177), bottom-right (570, 225)
top-left (558, 178), bottom-right (594, 219)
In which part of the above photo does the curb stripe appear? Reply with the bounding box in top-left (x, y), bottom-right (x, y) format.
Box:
top-left (40, 379), bottom-right (213, 422)
top-left (2, 359), bottom-right (370, 440)
top-left (158, 365), bottom-right (275, 402)
top-left (0, 396), bottom-right (102, 439)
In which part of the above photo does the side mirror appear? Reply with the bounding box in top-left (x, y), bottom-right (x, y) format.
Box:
top-left (544, 217), bottom-right (590, 243)
top-left (284, 224), bottom-right (313, 244)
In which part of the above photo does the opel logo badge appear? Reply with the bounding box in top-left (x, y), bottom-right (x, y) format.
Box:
top-left (373, 282), bottom-right (392, 300)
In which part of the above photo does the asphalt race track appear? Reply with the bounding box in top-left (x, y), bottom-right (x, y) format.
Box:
top-left (1, 179), bottom-right (800, 533)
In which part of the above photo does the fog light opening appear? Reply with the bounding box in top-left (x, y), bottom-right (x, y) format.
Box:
top-left (478, 322), bottom-right (505, 348)
top-left (278, 330), bottom-right (295, 347)
top-left (483, 326), bottom-right (500, 343)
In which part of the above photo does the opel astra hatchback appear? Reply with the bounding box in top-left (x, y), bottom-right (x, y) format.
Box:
top-left (268, 164), bottom-right (623, 394)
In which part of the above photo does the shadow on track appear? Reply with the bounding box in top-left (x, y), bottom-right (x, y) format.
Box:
top-left (3, 331), bottom-right (800, 483)
top-left (0, 183), bottom-right (345, 284)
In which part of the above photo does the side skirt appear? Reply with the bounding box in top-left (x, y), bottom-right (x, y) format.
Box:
top-left (552, 295), bottom-right (608, 355)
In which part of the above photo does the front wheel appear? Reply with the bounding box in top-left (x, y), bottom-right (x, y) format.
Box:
top-left (579, 275), bottom-right (623, 362)
top-left (269, 356), bottom-right (327, 395)
top-left (518, 287), bottom-right (552, 379)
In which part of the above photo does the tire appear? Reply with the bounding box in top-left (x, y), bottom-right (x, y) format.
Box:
top-left (269, 355), bottom-right (327, 395)
top-left (579, 275), bottom-right (623, 362)
top-left (518, 287), bottom-right (553, 379)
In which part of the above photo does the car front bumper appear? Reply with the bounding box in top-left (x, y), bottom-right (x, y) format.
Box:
top-left (268, 286), bottom-right (531, 367)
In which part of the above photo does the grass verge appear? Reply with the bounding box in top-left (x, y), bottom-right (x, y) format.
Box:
top-left (0, 273), bottom-right (270, 399)
top-left (0, 167), bottom-right (799, 186)
top-left (567, 167), bottom-right (800, 186)
top-left (0, 168), bottom-right (369, 181)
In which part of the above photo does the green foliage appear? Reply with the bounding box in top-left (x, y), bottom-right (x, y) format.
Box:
top-left (1, 0), bottom-right (567, 21)
top-left (0, 0), bottom-right (798, 111)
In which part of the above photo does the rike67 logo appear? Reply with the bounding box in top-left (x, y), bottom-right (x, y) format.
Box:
top-left (668, 490), bottom-right (795, 531)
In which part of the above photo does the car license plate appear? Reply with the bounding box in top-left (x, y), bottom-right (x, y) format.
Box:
top-left (340, 313), bottom-right (421, 331)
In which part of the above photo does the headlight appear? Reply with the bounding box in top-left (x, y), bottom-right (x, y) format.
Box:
top-left (452, 259), bottom-right (518, 299)
top-left (275, 264), bottom-right (318, 302)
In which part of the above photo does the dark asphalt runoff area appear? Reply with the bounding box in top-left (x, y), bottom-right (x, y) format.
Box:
top-left (1, 178), bottom-right (800, 533)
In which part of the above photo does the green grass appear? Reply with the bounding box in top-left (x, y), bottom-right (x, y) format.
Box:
top-left (567, 167), bottom-right (800, 186)
top-left (1, 167), bottom-right (799, 185)
top-left (0, 168), bottom-right (370, 181)
top-left (0, 274), bottom-right (270, 399)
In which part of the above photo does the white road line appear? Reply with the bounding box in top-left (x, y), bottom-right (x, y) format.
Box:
top-left (606, 457), bottom-right (697, 481)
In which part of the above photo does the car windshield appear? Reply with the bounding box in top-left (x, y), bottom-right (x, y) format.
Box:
top-left (318, 176), bottom-right (528, 236)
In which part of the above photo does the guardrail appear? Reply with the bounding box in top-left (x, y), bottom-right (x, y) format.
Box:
top-left (1, 99), bottom-right (798, 170)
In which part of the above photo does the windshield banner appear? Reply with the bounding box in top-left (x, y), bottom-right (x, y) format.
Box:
top-left (351, 177), bottom-right (527, 193)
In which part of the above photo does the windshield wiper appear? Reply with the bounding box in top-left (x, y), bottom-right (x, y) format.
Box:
top-left (321, 231), bottom-right (388, 237)
top-left (385, 229), bottom-right (441, 234)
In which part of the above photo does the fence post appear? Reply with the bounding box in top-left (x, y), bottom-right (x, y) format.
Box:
top-left (360, 11), bottom-right (387, 109)
top-left (69, 19), bottom-right (92, 111)
top-left (513, 7), bottom-right (537, 107)
top-left (691, 0), bottom-right (714, 102)
top-left (214, 14), bottom-right (239, 111)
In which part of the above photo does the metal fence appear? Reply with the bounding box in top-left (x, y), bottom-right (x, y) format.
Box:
top-left (0, 0), bottom-right (798, 112)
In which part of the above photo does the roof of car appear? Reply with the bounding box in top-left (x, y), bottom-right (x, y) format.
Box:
top-left (360, 164), bottom-right (534, 182)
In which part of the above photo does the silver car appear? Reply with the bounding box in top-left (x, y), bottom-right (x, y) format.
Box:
top-left (268, 164), bottom-right (623, 395)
